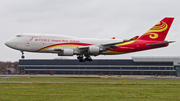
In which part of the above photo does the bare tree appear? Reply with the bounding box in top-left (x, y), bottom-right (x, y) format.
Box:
top-left (0, 61), bottom-right (19, 74)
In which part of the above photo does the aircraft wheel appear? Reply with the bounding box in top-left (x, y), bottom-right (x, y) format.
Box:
top-left (79, 59), bottom-right (85, 62)
top-left (21, 56), bottom-right (25, 59)
top-left (77, 55), bottom-right (85, 62)
top-left (85, 57), bottom-right (92, 62)
top-left (88, 59), bottom-right (92, 62)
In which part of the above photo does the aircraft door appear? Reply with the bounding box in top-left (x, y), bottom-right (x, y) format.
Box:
top-left (26, 36), bottom-right (34, 46)
top-left (40, 34), bottom-right (51, 47)
top-left (26, 40), bottom-right (30, 46)
top-left (40, 34), bottom-right (44, 45)
top-left (40, 34), bottom-right (44, 41)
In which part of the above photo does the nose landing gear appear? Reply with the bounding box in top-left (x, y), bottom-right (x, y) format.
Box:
top-left (21, 51), bottom-right (25, 59)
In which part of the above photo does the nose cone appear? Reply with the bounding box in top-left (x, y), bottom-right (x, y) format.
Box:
top-left (5, 40), bottom-right (17, 49)
top-left (5, 40), bottom-right (10, 47)
top-left (5, 41), bottom-right (9, 46)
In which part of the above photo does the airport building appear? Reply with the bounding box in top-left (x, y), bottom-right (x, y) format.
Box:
top-left (19, 56), bottom-right (180, 76)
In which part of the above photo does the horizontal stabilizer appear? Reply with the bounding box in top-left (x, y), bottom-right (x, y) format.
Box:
top-left (111, 37), bottom-right (116, 39)
top-left (146, 41), bottom-right (175, 46)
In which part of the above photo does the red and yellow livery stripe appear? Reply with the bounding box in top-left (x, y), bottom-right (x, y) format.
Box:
top-left (37, 41), bottom-right (136, 54)
top-left (106, 40), bottom-right (135, 54)
top-left (144, 21), bottom-right (168, 39)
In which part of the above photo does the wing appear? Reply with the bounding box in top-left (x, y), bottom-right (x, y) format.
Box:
top-left (78, 36), bottom-right (139, 50)
top-left (54, 36), bottom-right (139, 56)
top-left (76, 40), bottom-right (129, 56)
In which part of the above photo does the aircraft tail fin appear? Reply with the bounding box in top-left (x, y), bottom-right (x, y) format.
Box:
top-left (137, 17), bottom-right (174, 41)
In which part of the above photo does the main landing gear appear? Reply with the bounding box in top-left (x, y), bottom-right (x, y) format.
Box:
top-left (21, 51), bottom-right (25, 59)
top-left (77, 55), bottom-right (92, 62)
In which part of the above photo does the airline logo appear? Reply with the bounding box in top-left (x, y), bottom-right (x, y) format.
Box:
top-left (144, 21), bottom-right (168, 39)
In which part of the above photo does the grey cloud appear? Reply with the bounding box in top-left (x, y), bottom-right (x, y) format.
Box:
top-left (1, 0), bottom-right (180, 61)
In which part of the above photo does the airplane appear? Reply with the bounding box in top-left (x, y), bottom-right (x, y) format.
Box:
top-left (5, 17), bottom-right (174, 62)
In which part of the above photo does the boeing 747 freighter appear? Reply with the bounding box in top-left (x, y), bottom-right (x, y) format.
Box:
top-left (5, 17), bottom-right (174, 62)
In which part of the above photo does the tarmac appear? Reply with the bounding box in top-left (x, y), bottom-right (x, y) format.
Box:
top-left (0, 75), bottom-right (180, 84)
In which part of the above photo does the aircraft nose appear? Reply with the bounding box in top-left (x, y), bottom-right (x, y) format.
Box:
top-left (5, 40), bottom-right (10, 46)
top-left (5, 40), bottom-right (16, 48)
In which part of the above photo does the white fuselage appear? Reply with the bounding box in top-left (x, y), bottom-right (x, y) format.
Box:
top-left (5, 33), bottom-right (123, 54)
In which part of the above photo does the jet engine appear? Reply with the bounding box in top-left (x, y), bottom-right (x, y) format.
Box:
top-left (58, 49), bottom-right (74, 56)
top-left (88, 46), bottom-right (100, 55)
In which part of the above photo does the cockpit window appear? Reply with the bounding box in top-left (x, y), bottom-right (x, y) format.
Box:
top-left (16, 35), bottom-right (21, 37)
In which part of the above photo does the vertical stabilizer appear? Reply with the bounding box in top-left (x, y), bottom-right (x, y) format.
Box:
top-left (137, 17), bottom-right (174, 41)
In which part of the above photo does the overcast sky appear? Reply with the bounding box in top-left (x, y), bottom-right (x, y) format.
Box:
top-left (1, 0), bottom-right (180, 62)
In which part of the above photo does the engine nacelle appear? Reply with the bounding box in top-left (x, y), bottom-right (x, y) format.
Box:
top-left (88, 46), bottom-right (100, 55)
top-left (58, 49), bottom-right (74, 56)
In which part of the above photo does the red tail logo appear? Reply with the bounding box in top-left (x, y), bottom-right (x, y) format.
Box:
top-left (137, 17), bottom-right (174, 41)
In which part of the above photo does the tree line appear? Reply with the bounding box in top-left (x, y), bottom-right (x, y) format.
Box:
top-left (0, 61), bottom-right (19, 74)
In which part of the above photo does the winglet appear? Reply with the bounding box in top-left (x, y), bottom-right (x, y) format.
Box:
top-left (111, 37), bottom-right (116, 39)
top-left (123, 36), bottom-right (139, 41)
top-left (129, 36), bottom-right (139, 40)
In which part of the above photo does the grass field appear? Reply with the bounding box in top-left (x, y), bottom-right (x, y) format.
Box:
top-left (0, 78), bottom-right (180, 101)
